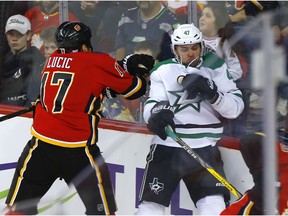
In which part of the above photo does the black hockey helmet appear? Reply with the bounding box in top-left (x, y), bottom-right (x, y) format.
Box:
top-left (55, 21), bottom-right (92, 53)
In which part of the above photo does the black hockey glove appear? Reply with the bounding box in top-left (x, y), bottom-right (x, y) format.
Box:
top-left (103, 87), bottom-right (117, 99)
top-left (118, 54), bottom-right (154, 77)
top-left (181, 74), bottom-right (219, 101)
top-left (178, 75), bottom-right (199, 100)
top-left (147, 101), bottom-right (175, 140)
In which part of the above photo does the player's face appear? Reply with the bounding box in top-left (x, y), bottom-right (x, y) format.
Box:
top-left (175, 44), bottom-right (201, 66)
top-left (199, 7), bottom-right (217, 37)
top-left (43, 41), bottom-right (57, 59)
top-left (6, 30), bottom-right (30, 54)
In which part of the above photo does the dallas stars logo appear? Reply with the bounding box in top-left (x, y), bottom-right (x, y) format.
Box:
top-left (169, 89), bottom-right (202, 113)
top-left (149, 178), bottom-right (164, 194)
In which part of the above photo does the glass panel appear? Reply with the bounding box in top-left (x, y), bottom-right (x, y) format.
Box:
top-left (0, 1), bottom-right (288, 215)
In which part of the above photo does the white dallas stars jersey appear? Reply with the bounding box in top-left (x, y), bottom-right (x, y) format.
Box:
top-left (144, 52), bottom-right (244, 148)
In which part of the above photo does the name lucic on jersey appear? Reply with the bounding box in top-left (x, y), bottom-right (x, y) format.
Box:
top-left (46, 56), bottom-right (73, 69)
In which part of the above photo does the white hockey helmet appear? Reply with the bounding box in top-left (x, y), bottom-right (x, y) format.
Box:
top-left (171, 23), bottom-right (202, 52)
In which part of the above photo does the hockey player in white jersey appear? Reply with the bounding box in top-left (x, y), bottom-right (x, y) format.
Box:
top-left (136, 24), bottom-right (244, 215)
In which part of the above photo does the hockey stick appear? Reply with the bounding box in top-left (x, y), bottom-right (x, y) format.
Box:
top-left (165, 125), bottom-right (242, 198)
top-left (0, 106), bottom-right (34, 122)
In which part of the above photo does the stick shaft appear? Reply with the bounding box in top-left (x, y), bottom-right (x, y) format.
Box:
top-left (165, 125), bottom-right (242, 198)
top-left (0, 106), bottom-right (34, 122)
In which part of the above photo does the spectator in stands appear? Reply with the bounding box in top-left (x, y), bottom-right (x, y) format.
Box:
top-left (133, 41), bottom-right (159, 60)
top-left (227, 1), bottom-right (280, 51)
top-left (199, 2), bottom-right (244, 81)
top-left (39, 26), bottom-right (57, 59)
top-left (68, 1), bottom-right (109, 49)
top-left (96, 1), bottom-right (136, 54)
top-left (0, 14), bottom-right (45, 107)
top-left (0, 2), bottom-right (31, 48)
top-left (162, 0), bottom-right (206, 23)
top-left (199, 2), bottom-right (248, 138)
top-left (114, 0), bottom-right (180, 61)
top-left (24, 26), bottom-right (58, 103)
top-left (228, 1), bottom-right (280, 24)
top-left (25, 1), bottom-right (79, 51)
top-left (226, 1), bottom-right (284, 136)
top-left (225, 0), bottom-right (281, 81)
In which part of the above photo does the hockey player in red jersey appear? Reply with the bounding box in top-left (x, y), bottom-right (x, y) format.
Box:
top-left (5, 21), bottom-right (154, 215)
top-left (221, 130), bottom-right (288, 215)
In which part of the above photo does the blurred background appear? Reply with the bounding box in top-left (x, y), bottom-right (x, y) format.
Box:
top-left (0, 1), bottom-right (287, 215)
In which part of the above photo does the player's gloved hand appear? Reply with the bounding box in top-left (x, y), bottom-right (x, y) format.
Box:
top-left (178, 74), bottom-right (198, 99)
top-left (118, 54), bottom-right (155, 77)
top-left (181, 74), bottom-right (219, 102)
top-left (103, 87), bottom-right (117, 99)
top-left (147, 101), bottom-right (175, 140)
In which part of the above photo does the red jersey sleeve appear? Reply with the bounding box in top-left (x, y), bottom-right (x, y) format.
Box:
top-left (89, 53), bottom-right (146, 100)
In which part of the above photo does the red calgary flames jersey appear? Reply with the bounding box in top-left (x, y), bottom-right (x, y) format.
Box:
top-left (31, 51), bottom-right (144, 148)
